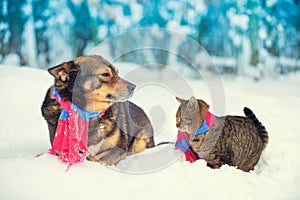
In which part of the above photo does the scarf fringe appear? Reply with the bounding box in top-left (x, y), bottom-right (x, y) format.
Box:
top-left (37, 87), bottom-right (108, 171)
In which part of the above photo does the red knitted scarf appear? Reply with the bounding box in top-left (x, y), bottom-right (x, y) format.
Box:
top-left (48, 87), bottom-right (108, 170)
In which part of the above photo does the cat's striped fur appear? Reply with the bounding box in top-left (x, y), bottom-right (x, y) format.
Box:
top-left (176, 97), bottom-right (268, 172)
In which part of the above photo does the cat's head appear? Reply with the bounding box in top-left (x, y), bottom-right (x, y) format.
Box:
top-left (175, 96), bottom-right (209, 134)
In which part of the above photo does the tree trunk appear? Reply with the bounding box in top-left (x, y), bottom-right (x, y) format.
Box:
top-left (7, 0), bottom-right (27, 65)
top-left (248, 0), bottom-right (259, 67)
top-left (0, 0), bottom-right (9, 58)
top-left (67, 0), bottom-right (92, 57)
top-left (32, 0), bottom-right (50, 66)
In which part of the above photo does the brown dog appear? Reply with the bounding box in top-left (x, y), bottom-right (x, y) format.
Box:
top-left (41, 55), bottom-right (155, 165)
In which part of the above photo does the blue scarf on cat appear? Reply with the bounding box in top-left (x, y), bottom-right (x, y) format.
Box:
top-left (175, 111), bottom-right (216, 162)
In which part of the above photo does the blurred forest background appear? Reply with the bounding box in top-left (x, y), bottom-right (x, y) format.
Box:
top-left (0, 0), bottom-right (299, 77)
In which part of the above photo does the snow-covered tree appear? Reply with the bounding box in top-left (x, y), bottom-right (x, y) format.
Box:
top-left (0, 0), bottom-right (299, 76)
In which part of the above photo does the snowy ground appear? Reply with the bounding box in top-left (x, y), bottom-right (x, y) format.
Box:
top-left (0, 63), bottom-right (300, 200)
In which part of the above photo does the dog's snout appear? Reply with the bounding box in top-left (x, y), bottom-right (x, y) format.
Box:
top-left (127, 83), bottom-right (136, 92)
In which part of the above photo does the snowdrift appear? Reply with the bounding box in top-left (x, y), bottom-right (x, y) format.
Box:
top-left (0, 64), bottom-right (300, 200)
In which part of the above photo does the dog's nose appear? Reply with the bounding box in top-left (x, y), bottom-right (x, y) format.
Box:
top-left (127, 83), bottom-right (136, 92)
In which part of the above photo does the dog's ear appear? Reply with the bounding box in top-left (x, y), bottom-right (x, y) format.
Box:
top-left (112, 65), bottom-right (119, 75)
top-left (197, 99), bottom-right (209, 124)
top-left (176, 96), bottom-right (185, 103)
top-left (48, 62), bottom-right (72, 81)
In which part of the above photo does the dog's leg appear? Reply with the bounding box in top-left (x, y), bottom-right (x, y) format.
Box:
top-left (87, 148), bottom-right (128, 166)
top-left (146, 137), bottom-right (155, 148)
top-left (129, 137), bottom-right (155, 153)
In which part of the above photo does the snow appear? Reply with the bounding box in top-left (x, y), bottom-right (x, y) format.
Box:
top-left (266, 0), bottom-right (278, 7)
top-left (211, 56), bottom-right (236, 68)
top-left (191, 0), bottom-right (207, 14)
top-left (2, 54), bottom-right (21, 66)
top-left (167, 20), bottom-right (193, 35)
top-left (1, 64), bottom-right (300, 200)
top-left (22, 15), bottom-right (37, 67)
top-left (227, 9), bottom-right (249, 31)
top-left (259, 27), bottom-right (267, 40)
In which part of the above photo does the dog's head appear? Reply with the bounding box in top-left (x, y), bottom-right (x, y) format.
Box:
top-left (175, 96), bottom-right (209, 133)
top-left (48, 55), bottom-right (136, 111)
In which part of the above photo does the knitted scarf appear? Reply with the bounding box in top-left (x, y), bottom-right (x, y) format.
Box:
top-left (48, 87), bottom-right (107, 170)
top-left (175, 111), bottom-right (216, 163)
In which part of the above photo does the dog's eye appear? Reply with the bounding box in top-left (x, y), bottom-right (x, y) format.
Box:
top-left (101, 73), bottom-right (110, 77)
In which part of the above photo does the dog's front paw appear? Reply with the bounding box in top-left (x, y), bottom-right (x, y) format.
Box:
top-left (86, 156), bottom-right (99, 163)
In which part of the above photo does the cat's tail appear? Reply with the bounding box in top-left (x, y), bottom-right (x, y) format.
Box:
top-left (243, 107), bottom-right (268, 150)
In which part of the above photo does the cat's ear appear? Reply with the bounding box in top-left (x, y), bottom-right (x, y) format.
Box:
top-left (197, 99), bottom-right (209, 123)
top-left (187, 96), bottom-right (199, 110)
top-left (176, 97), bottom-right (185, 103)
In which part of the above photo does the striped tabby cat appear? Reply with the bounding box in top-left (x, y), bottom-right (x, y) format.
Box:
top-left (176, 96), bottom-right (268, 172)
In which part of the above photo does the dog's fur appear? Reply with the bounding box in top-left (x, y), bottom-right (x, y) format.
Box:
top-left (41, 55), bottom-right (155, 165)
top-left (176, 96), bottom-right (268, 172)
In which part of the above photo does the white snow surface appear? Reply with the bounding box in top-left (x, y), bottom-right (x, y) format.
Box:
top-left (0, 64), bottom-right (300, 200)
